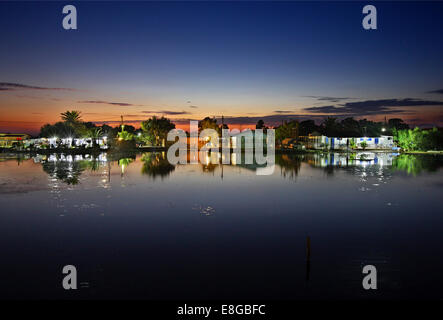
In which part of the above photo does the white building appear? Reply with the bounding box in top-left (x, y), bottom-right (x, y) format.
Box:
top-left (25, 137), bottom-right (108, 150)
top-left (299, 135), bottom-right (395, 150)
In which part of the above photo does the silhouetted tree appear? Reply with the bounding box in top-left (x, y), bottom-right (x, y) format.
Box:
top-left (256, 119), bottom-right (266, 129)
top-left (141, 116), bottom-right (176, 146)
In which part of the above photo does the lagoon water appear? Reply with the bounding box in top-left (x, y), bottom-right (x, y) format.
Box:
top-left (0, 151), bottom-right (442, 299)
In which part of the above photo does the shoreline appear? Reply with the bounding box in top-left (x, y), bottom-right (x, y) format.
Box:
top-left (2, 147), bottom-right (442, 156)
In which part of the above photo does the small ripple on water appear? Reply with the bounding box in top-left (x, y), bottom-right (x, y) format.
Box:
top-left (192, 204), bottom-right (216, 216)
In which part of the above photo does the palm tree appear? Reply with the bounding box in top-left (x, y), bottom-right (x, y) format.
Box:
top-left (89, 127), bottom-right (103, 148)
top-left (61, 110), bottom-right (82, 125)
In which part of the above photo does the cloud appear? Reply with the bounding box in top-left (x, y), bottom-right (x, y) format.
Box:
top-left (189, 105), bottom-right (198, 109)
top-left (142, 110), bottom-right (191, 115)
top-left (303, 95), bottom-right (353, 103)
top-left (0, 82), bottom-right (75, 91)
top-left (427, 89), bottom-right (443, 94)
top-left (78, 100), bottom-right (141, 107)
top-left (304, 98), bottom-right (443, 116)
top-left (273, 110), bottom-right (293, 114)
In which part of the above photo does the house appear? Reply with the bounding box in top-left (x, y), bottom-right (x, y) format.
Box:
top-left (0, 133), bottom-right (31, 148)
top-left (281, 138), bottom-right (305, 150)
top-left (21, 137), bottom-right (108, 150)
top-left (298, 134), bottom-right (395, 150)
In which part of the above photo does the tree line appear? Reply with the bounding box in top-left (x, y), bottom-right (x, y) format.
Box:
top-left (39, 111), bottom-right (442, 151)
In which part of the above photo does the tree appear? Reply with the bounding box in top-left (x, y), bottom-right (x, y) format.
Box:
top-left (39, 121), bottom-right (76, 138)
top-left (198, 117), bottom-right (220, 133)
top-left (299, 120), bottom-right (318, 136)
top-left (256, 119), bottom-right (266, 130)
top-left (389, 118), bottom-right (409, 131)
top-left (141, 116), bottom-right (176, 146)
top-left (100, 124), bottom-right (114, 138)
top-left (275, 120), bottom-right (299, 143)
top-left (349, 138), bottom-right (357, 149)
top-left (89, 127), bottom-right (103, 148)
top-left (360, 140), bottom-right (368, 150)
top-left (60, 110), bottom-right (82, 125)
top-left (59, 110), bottom-right (89, 137)
top-left (341, 117), bottom-right (361, 137)
top-left (321, 117), bottom-right (340, 137)
top-left (394, 127), bottom-right (443, 151)
top-left (117, 127), bottom-right (134, 141)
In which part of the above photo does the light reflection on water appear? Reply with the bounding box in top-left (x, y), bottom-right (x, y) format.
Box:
top-left (4, 151), bottom-right (439, 187)
top-left (0, 151), bottom-right (442, 299)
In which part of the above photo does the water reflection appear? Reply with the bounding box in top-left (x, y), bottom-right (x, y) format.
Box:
top-left (41, 154), bottom-right (106, 185)
top-left (0, 150), bottom-right (443, 299)
top-left (1, 151), bottom-right (442, 186)
top-left (141, 152), bottom-right (175, 179)
top-left (118, 157), bottom-right (135, 176)
top-left (392, 154), bottom-right (443, 175)
top-left (276, 154), bottom-right (302, 179)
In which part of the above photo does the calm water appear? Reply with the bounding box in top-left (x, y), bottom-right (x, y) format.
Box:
top-left (0, 151), bottom-right (442, 300)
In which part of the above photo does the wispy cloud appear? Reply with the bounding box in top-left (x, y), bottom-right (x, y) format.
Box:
top-left (427, 89), bottom-right (443, 95)
top-left (304, 98), bottom-right (443, 116)
top-left (78, 100), bottom-right (142, 107)
top-left (303, 95), bottom-right (354, 103)
top-left (273, 110), bottom-right (294, 114)
top-left (0, 82), bottom-right (75, 91)
top-left (142, 110), bottom-right (191, 115)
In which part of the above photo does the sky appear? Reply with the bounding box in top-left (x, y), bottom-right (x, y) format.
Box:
top-left (1, 0), bottom-right (442, 135)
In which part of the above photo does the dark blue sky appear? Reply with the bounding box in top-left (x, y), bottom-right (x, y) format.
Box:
top-left (1, 1), bottom-right (442, 133)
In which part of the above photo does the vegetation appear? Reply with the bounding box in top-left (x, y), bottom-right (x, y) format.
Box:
top-left (275, 117), bottom-right (410, 140)
top-left (40, 110), bottom-right (114, 141)
top-left (89, 127), bottom-right (103, 148)
top-left (34, 112), bottom-right (442, 153)
top-left (141, 152), bottom-right (175, 179)
top-left (117, 125), bottom-right (134, 141)
top-left (60, 110), bottom-right (82, 125)
top-left (349, 138), bottom-right (357, 149)
top-left (256, 119), bottom-right (266, 130)
top-left (393, 127), bottom-right (443, 151)
top-left (140, 116), bottom-right (176, 146)
top-left (275, 121), bottom-right (298, 144)
top-left (198, 117), bottom-right (221, 133)
top-left (360, 141), bottom-right (368, 150)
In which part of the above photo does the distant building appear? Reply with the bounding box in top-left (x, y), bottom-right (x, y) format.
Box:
top-left (0, 133), bottom-right (31, 148)
top-left (1, 135), bottom-right (108, 150)
top-left (298, 135), bottom-right (395, 150)
top-left (281, 138), bottom-right (305, 150)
